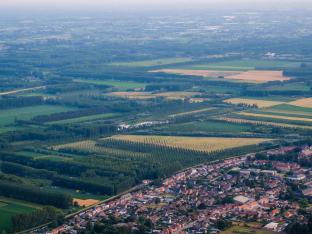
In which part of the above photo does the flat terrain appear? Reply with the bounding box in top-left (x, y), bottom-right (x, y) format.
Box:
top-left (225, 70), bottom-right (289, 83)
top-left (108, 135), bottom-right (271, 153)
top-left (73, 198), bottom-right (100, 207)
top-left (289, 97), bottom-right (312, 108)
top-left (107, 91), bottom-right (200, 100)
top-left (0, 197), bottom-right (41, 231)
top-left (153, 69), bottom-right (289, 83)
top-left (0, 105), bottom-right (77, 126)
top-left (184, 59), bottom-right (300, 71)
top-left (48, 113), bottom-right (119, 124)
top-left (224, 98), bottom-right (284, 108)
top-left (108, 57), bottom-right (192, 67)
top-left (74, 79), bottom-right (146, 90)
top-left (239, 112), bottom-right (312, 123)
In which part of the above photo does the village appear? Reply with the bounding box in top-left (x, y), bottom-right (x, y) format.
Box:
top-left (50, 145), bottom-right (312, 234)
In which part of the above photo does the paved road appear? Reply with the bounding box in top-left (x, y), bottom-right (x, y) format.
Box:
top-left (0, 86), bottom-right (46, 96)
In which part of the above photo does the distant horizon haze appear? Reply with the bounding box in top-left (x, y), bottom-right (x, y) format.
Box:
top-left (0, 0), bottom-right (311, 10)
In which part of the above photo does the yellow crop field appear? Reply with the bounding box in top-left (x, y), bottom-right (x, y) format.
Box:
top-left (224, 70), bottom-right (289, 83)
top-left (108, 135), bottom-right (271, 153)
top-left (239, 112), bottom-right (312, 122)
top-left (73, 198), bottom-right (100, 207)
top-left (224, 98), bottom-right (284, 108)
top-left (152, 69), bottom-right (289, 83)
top-left (289, 98), bottom-right (312, 108)
top-left (217, 117), bottom-right (312, 130)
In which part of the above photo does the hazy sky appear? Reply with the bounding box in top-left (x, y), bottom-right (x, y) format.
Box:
top-left (0, 0), bottom-right (311, 9)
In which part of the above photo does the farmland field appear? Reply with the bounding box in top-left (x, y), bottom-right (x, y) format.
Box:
top-left (183, 59), bottom-right (300, 71)
top-left (224, 98), bottom-right (284, 108)
top-left (0, 197), bottom-right (41, 232)
top-left (73, 79), bottom-right (146, 90)
top-left (264, 82), bottom-right (310, 91)
top-left (107, 135), bottom-right (271, 153)
top-left (239, 112), bottom-right (312, 123)
top-left (162, 120), bottom-right (252, 133)
top-left (217, 117), bottom-right (312, 130)
top-left (48, 113), bottom-right (119, 124)
top-left (108, 57), bottom-right (192, 67)
top-left (107, 91), bottom-right (200, 100)
top-left (153, 69), bottom-right (290, 83)
top-left (0, 105), bottom-right (77, 126)
top-left (224, 70), bottom-right (290, 83)
top-left (289, 97), bottom-right (312, 108)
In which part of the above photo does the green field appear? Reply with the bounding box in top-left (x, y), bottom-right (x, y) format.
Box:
top-left (264, 82), bottom-right (310, 91)
top-left (108, 57), bottom-right (193, 67)
top-left (163, 120), bottom-right (252, 133)
top-left (74, 79), bottom-right (146, 90)
top-left (0, 105), bottom-right (77, 126)
top-left (0, 197), bottom-right (41, 232)
top-left (268, 104), bottom-right (312, 114)
top-left (48, 113), bottom-right (120, 125)
top-left (184, 59), bottom-right (300, 71)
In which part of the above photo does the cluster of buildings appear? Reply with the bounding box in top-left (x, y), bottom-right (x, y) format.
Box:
top-left (51, 146), bottom-right (312, 234)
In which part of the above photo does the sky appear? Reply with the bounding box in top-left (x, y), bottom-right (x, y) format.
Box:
top-left (0, 0), bottom-right (311, 9)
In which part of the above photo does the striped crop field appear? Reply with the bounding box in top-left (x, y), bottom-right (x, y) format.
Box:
top-left (106, 135), bottom-right (271, 153)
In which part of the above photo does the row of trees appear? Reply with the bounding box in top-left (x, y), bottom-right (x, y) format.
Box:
top-left (12, 206), bottom-right (65, 232)
top-left (0, 181), bottom-right (72, 208)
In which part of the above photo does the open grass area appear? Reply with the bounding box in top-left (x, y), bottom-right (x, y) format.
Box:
top-left (264, 82), bottom-right (310, 91)
top-left (224, 98), bottom-right (284, 108)
top-left (0, 105), bottom-right (77, 126)
top-left (74, 79), bottom-right (146, 90)
top-left (108, 135), bottom-right (271, 153)
top-left (221, 225), bottom-right (273, 234)
top-left (108, 57), bottom-right (192, 67)
top-left (268, 104), bottom-right (312, 114)
top-left (48, 113), bottom-right (120, 124)
top-left (0, 197), bottom-right (41, 232)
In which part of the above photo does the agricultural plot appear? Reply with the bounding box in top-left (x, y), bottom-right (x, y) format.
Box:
top-left (0, 197), bottom-right (41, 232)
top-left (107, 135), bottom-right (271, 153)
top-left (73, 198), bottom-right (100, 207)
top-left (0, 105), bottom-right (77, 126)
top-left (74, 79), bottom-right (146, 90)
top-left (289, 97), bottom-right (312, 108)
top-left (184, 59), bottom-right (300, 71)
top-left (153, 69), bottom-right (290, 83)
top-left (224, 98), bottom-right (284, 108)
top-left (48, 113), bottom-right (119, 125)
top-left (52, 140), bottom-right (150, 158)
top-left (224, 70), bottom-right (290, 83)
top-left (107, 91), bottom-right (200, 100)
top-left (217, 117), bottom-right (312, 130)
top-left (239, 112), bottom-right (312, 123)
top-left (108, 57), bottom-right (192, 67)
top-left (162, 120), bottom-right (252, 133)
top-left (264, 82), bottom-right (310, 91)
